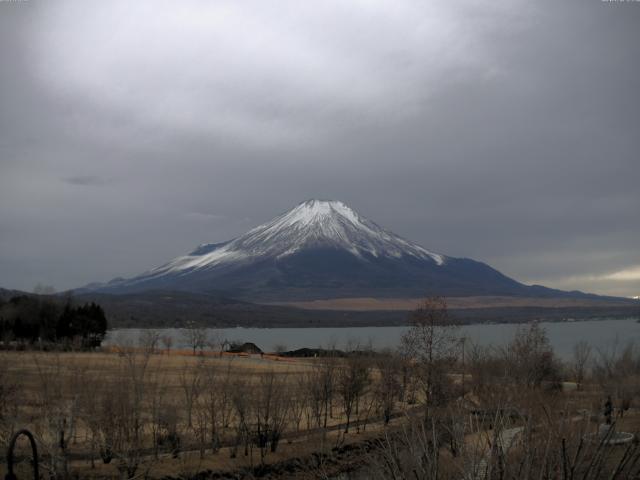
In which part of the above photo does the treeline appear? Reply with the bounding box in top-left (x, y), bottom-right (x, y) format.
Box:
top-left (0, 295), bottom-right (107, 348)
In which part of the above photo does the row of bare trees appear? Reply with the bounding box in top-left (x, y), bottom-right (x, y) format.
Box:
top-left (369, 299), bottom-right (640, 479)
top-left (0, 346), bottom-right (413, 478)
top-left (2, 297), bottom-right (639, 479)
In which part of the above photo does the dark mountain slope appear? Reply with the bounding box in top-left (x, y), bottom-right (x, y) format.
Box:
top-left (85, 200), bottom-right (616, 302)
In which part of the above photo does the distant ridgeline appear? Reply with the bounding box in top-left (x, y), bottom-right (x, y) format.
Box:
top-left (0, 295), bottom-right (108, 348)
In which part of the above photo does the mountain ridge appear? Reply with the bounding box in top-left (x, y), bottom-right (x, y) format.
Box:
top-left (84, 200), bottom-right (613, 302)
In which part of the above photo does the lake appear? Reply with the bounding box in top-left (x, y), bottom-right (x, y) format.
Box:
top-left (105, 317), bottom-right (640, 359)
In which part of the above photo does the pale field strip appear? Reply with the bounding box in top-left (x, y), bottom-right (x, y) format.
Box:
top-left (267, 296), bottom-right (633, 311)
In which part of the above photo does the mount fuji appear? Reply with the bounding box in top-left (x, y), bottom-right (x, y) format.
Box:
top-left (89, 200), bottom-right (593, 301)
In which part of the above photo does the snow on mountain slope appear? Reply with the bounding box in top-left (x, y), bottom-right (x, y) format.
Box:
top-left (144, 200), bottom-right (445, 279)
top-left (84, 200), bottom-right (619, 302)
top-left (94, 199), bottom-right (565, 300)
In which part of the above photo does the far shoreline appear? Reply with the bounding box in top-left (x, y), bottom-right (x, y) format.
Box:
top-left (105, 311), bottom-right (640, 330)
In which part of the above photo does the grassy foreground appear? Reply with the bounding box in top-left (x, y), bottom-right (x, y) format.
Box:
top-left (2, 319), bottom-right (640, 479)
top-left (0, 348), bottom-right (415, 479)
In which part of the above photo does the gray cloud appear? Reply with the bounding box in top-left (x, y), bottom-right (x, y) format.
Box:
top-left (0, 0), bottom-right (638, 297)
top-left (184, 212), bottom-right (227, 222)
top-left (63, 175), bottom-right (110, 187)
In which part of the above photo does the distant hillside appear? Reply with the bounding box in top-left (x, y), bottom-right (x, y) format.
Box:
top-left (74, 290), bottom-right (406, 328)
top-left (76, 290), bottom-right (639, 328)
top-left (0, 287), bottom-right (27, 301)
top-left (2, 287), bottom-right (637, 328)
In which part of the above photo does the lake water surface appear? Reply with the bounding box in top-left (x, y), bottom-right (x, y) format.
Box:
top-left (106, 317), bottom-right (640, 359)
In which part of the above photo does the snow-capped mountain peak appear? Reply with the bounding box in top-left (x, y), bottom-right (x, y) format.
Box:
top-left (89, 200), bottom-right (572, 301)
top-left (144, 200), bottom-right (445, 279)
top-left (238, 199), bottom-right (444, 261)
top-left (264, 199), bottom-right (360, 229)
top-left (85, 200), bottom-right (614, 303)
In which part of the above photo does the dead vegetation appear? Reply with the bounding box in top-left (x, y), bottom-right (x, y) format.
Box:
top-left (1, 297), bottom-right (640, 479)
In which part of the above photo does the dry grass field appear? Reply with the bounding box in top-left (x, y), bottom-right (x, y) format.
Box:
top-left (2, 317), bottom-right (640, 479)
top-left (0, 348), bottom-right (415, 479)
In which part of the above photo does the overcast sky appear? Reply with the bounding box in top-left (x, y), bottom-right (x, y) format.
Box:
top-left (0, 0), bottom-right (638, 297)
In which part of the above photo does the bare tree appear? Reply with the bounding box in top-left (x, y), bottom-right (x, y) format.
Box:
top-left (374, 351), bottom-right (402, 425)
top-left (200, 360), bottom-right (222, 453)
top-left (78, 371), bottom-right (108, 469)
top-left (318, 359), bottom-right (337, 428)
top-left (206, 330), bottom-right (224, 355)
top-left (369, 397), bottom-right (640, 480)
top-left (230, 378), bottom-right (251, 459)
top-left (148, 370), bottom-right (169, 460)
top-left (305, 368), bottom-right (325, 429)
top-left (466, 343), bottom-right (512, 409)
top-left (195, 357), bottom-right (237, 457)
top-left (401, 296), bottom-right (459, 418)
top-left (593, 340), bottom-right (640, 418)
top-left (337, 352), bottom-right (370, 433)
top-left (289, 375), bottom-right (308, 433)
top-left (218, 360), bottom-right (237, 439)
top-left (179, 359), bottom-right (203, 429)
top-left (139, 329), bottom-right (160, 354)
top-left (571, 340), bottom-right (592, 390)
top-left (155, 402), bottom-right (181, 459)
top-left (0, 353), bottom-right (19, 453)
top-left (161, 334), bottom-right (173, 355)
top-left (507, 323), bottom-right (559, 389)
top-left (252, 370), bottom-right (291, 462)
top-left (182, 321), bottom-right (208, 355)
top-left (102, 348), bottom-right (153, 479)
top-left (32, 353), bottom-right (77, 479)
